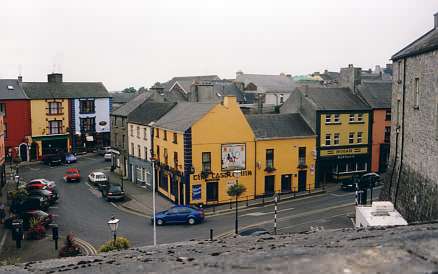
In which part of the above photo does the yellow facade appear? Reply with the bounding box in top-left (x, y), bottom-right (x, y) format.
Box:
top-left (319, 113), bottom-right (369, 148)
top-left (254, 138), bottom-right (316, 195)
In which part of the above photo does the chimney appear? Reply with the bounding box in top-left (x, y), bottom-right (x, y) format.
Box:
top-left (18, 75), bottom-right (22, 83)
top-left (340, 65), bottom-right (361, 94)
top-left (435, 12), bottom-right (438, 29)
top-left (236, 70), bottom-right (243, 79)
top-left (324, 69), bottom-right (328, 74)
top-left (48, 73), bottom-right (63, 83)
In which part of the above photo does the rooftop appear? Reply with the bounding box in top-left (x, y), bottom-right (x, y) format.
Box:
top-left (356, 81), bottom-right (392, 109)
top-left (21, 82), bottom-right (109, 99)
top-left (127, 101), bottom-right (176, 125)
top-left (111, 92), bottom-right (152, 117)
top-left (0, 79), bottom-right (28, 100)
top-left (246, 113), bottom-right (315, 139)
top-left (236, 73), bottom-right (297, 93)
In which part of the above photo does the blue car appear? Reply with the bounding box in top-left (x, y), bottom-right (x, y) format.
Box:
top-left (151, 206), bottom-right (204, 226)
top-left (64, 153), bottom-right (77, 164)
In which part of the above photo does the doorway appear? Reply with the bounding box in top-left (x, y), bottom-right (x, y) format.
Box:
top-left (264, 175), bottom-right (275, 194)
top-left (206, 181), bottom-right (218, 202)
top-left (281, 174), bottom-right (292, 193)
top-left (298, 171), bottom-right (307, 192)
top-left (19, 144), bottom-right (28, 161)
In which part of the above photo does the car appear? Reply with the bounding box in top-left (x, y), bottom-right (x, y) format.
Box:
top-left (151, 205), bottom-right (204, 226)
top-left (27, 179), bottom-right (56, 190)
top-left (88, 172), bottom-right (108, 188)
top-left (64, 168), bottom-right (81, 182)
top-left (239, 227), bottom-right (270, 236)
top-left (98, 146), bottom-right (112, 156)
top-left (104, 152), bottom-right (112, 162)
top-left (64, 153), bottom-right (77, 164)
top-left (42, 153), bottom-right (63, 166)
top-left (10, 196), bottom-right (49, 214)
top-left (101, 183), bottom-right (125, 201)
top-left (27, 189), bottom-right (58, 205)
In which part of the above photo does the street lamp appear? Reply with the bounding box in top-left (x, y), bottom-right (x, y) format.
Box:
top-left (151, 159), bottom-right (157, 246)
top-left (107, 217), bottom-right (119, 245)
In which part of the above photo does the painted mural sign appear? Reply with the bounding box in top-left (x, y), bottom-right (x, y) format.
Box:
top-left (221, 143), bottom-right (246, 171)
top-left (192, 170), bottom-right (252, 181)
top-left (192, 184), bottom-right (202, 200)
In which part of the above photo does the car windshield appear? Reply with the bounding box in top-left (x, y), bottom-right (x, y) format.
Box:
top-left (109, 186), bottom-right (122, 192)
top-left (96, 175), bottom-right (106, 179)
top-left (67, 171), bottom-right (77, 175)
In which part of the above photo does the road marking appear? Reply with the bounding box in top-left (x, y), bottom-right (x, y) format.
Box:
top-left (331, 192), bottom-right (355, 197)
top-left (82, 156), bottom-right (97, 161)
top-left (242, 207), bottom-right (295, 217)
top-left (75, 237), bottom-right (97, 255)
top-left (110, 202), bottom-right (150, 218)
top-left (276, 212), bottom-right (350, 232)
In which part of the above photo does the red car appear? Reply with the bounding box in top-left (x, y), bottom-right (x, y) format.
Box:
top-left (64, 168), bottom-right (81, 182)
top-left (26, 179), bottom-right (57, 192)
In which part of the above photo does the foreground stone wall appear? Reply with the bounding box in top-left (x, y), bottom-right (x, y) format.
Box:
top-left (2, 223), bottom-right (438, 274)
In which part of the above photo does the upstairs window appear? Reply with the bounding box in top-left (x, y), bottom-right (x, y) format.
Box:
top-left (79, 100), bottom-right (95, 114)
top-left (384, 127), bottom-right (391, 143)
top-left (333, 114), bottom-right (340, 123)
top-left (325, 115), bottom-right (331, 124)
top-left (156, 145), bottom-right (160, 161)
top-left (357, 114), bottom-right (364, 122)
top-left (144, 146), bottom-right (148, 160)
top-left (334, 133), bottom-right (340, 145)
top-left (163, 130), bottom-right (167, 141)
top-left (137, 145), bottom-right (141, 158)
top-left (280, 94), bottom-right (284, 104)
top-left (349, 132), bottom-right (355, 144)
top-left (266, 149), bottom-right (274, 168)
top-left (130, 125), bottom-right (134, 137)
top-left (137, 126), bottom-right (140, 138)
top-left (385, 110), bottom-right (391, 121)
top-left (143, 128), bottom-right (147, 140)
top-left (48, 120), bottom-right (62, 134)
top-left (349, 114), bottom-right (355, 123)
top-left (156, 128), bottom-right (159, 138)
top-left (164, 148), bottom-right (168, 165)
top-left (174, 152), bottom-right (178, 168)
top-left (202, 152), bottom-right (211, 172)
top-left (173, 133), bottom-right (177, 144)
top-left (80, 117), bottom-right (95, 132)
top-left (48, 102), bottom-right (62, 115)
top-left (298, 147), bottom-right (306, 166)
top-left (414, 78), bottom-right (420, 109)
top-left (357, 132), bottom-right (363, 144)
top-left (325, 134), bottom-right (331, 146)
top-left (131, 143), bottom-right (134, 155)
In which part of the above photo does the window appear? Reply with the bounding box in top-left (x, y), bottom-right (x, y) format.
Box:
top-left (349, 114), bottom-right (355, 123)
top-left (333, 114), bottom-right (340, 123)
top-left (80, 117), bottom-right (95, 132)
top-left (143, 128), bottom-right (147, 140)
top-left (334, 133), bottom-right (340, 145)
top-left (48, 120), bottom-right (62, 134)
top-left (164, 148), bottom-right (168, 165)
top-left (137, 126), bottom-right (140, 138)
top-left (280, 94), bottom-right (284, 104)
top-left (48, 102), bottom-right (62, 115)
top-left (122, 135), bottom-right (125, 149)
top-left (121, 118), bottom-right (125, 127)
top-left (266, 149), bottom-right (274, 168)
top-left (79, 100), bottom-right (95, 113)
top-left (357, 114), bottom-right (363, 122)
top-left (156, 145), bottom-right (160, 161)
top-left (396, 99), bottom-right (401, 126)
top-left (325, 134), bottom-right (331, 146)
top-left (325, 115), bottom-right (331, 124)
top-left (384, 127), bottom-right (391, 143)
top-left (202, 152), bottom-right (211, 172)
top-left (163, 130), bottom-right (167, 141)
top-left (136, 167), bottom-right (144, 182)
top-left (0, 103), bottom-right (5, 115)
top-left (173, 133), bottom-right (177, 144)
top-left (385, 110), bottom-right (391, 121)
top-left (349, 132), bottom-right (354, 144)
top-left (357, 132), bottom-right (363, 144)
top-left (131, 143), bottom-right (134, 155)
top-left (130, 125), bottom-right (134, 137)
top-left (144, 146), bottom-right (148, 160)
top-left (114, 133), bottom-right (118, 147)
top-left (174, 152), bottom-right (178, 168)
top-left (137, 145), bottom-right (141, 158)
top-left (397, 60), bottom-right (402, 82)
top-left (414, 78), bottom-right (420, 109)
top-left (156, 128), bottom-right (159, 138)
top-left (298, 147), bottom-right (306, 166)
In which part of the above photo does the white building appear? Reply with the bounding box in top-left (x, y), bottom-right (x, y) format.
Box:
top-left (355, 201), bottom-right (408, 228)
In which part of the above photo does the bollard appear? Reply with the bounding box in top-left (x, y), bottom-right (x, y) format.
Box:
top-left (52, 224), bottom-right (59, 250)
top-left (246, 196), bottom-right (249, 207)
top-left (229, 199), bottom-right (232, 209)
top-left (210, 229), bottom-right (213, 241)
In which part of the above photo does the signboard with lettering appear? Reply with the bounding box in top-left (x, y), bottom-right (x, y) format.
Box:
top-left (320, 147), bottom-right (368, 157)
top-left (192, 184), bottom-right (201, 200)
top-left (192, 170), bottom-right (252, 181)
top-left (221, 144), bottom-right (246, 171)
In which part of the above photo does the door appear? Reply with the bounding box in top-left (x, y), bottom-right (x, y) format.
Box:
top-left (264, 175), bottom-right (275, 194)
top-left (298, 170), bottom-right (307, 192)
top-left (281, 174), bottom-right (292, 193)
top-left (19, 144), bottom-right (28, 161)
top-left (206, 181), bottom-right (218, 202)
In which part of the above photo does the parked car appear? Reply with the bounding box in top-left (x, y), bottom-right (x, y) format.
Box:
top-left (64, 168), bottom-right (81, 182)
top-left (21, 210), bottom-right (53, 230)
top-left (360, 172), bottom-right (382, 188)
top-left (27, 179), bottom-right (56, 191)
top-left (42, 153), bottom-right (63, 166)
top-left (104, 152), bottom-right (112, 162)
top-left (28, 189), bottom-right (58, 205)
top-left (88, 172), bottom-right (108, 188)
top-left (239, 227), bottom-right (270, 236)
top-left (98, 146), bottom-right (112, 156)
top-left (64, 153), bottom-right (77, 164)
top-left (151, 206), bottom-right (204, 226)
top-left (10, 196), bottom-right (49, 214)
top-left (101, 183), bottom-right (125, 201)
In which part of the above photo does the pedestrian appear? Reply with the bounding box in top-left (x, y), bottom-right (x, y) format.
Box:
top-left (0, 203), bottom-right (6, 224)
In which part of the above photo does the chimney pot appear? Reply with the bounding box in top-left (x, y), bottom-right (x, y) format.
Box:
top-left (434, 12), bottom-right (438, 29)
top-left (18, 75), bottom-right (22, 83)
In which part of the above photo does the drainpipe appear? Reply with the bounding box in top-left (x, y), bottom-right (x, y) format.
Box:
top-left (254, 139), bottom-right (257, 199)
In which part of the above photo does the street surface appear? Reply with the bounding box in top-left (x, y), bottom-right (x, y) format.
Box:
top-left (16, 155), bottom-right (377, 249)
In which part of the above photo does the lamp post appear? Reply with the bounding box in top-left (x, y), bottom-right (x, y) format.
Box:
top-left (107, 217), bottom-right (119, 245)
top-left (233, 170), bottom-right (241, 235)
top-left (14, 175), bottom-right (20, 190)
top-left (151, 159), bottom-right (157, 246)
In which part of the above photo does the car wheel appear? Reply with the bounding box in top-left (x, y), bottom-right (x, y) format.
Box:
top-left (156, 219), bottom-right (164, 226)
top-left (187, 217), bottom-right (196, 225)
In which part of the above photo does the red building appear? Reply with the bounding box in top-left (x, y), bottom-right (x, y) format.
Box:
top-left (0, 79), bottom-right (32, 161)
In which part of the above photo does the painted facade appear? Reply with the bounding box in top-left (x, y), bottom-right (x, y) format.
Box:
top-left (371, 109), bottom-right (391, 172)
top-left (127, 123), bottom-right (152, 187)
top-left (0, 110), bottom-right (6, 186)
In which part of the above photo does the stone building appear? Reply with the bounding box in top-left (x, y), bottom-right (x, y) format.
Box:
top-left (383, 12), bottom-right (438, 221)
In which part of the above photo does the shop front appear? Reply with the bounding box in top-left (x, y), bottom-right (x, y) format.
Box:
top-left (31, 134), bottom-right (70, 160)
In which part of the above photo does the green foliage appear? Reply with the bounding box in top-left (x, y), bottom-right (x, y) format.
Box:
top-left (0, 257), bottom-right (21, 266)
top-left (29, 217), bottom-right (41, 228)
top-left (59, 233), bottom-right (82, 257)
top-left (122, 87), bottom-right (137, 93)
top-left (227, 183), bottom-right (246, 198)
top-left (99, 237), bottom-right (130, 253)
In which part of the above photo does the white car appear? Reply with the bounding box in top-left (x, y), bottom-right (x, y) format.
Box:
top-left (104, 152), bottom-right (112, 162)
top-left (28, 178), bottom-right (57, 189)
top-left (88, 172), bottom-right (108, 187)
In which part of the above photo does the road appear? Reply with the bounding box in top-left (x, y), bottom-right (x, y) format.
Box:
top-left (16, 155), bottom-right (378, 249)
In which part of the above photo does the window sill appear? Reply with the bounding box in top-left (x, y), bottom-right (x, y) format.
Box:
top-left (79, 112), bottom-right (96, 115)
top-left (325, 122), bottom-right (341, 125)
top-left (47, 113), bottom-right (64, 116)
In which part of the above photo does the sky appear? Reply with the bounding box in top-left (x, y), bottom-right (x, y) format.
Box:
top-left (0, 0), bottom-right (437, 91)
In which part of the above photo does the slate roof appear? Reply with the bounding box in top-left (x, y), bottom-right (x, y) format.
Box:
top-left (199, 80), bottom-right (245, 102)
top-left (357, 81), bottom-right (392, 109)
top-left (0, 79), bottom-right (28, 100)
top-left (166, 75), bottom-right (220, 93)
top-left (111, 92), bottom-right (152, 117)
top-left (246, 113), bottom-right (315, 139)
top-left (392, 26), bottom-right (438, 60)
top-left (127, 101), bottom-right (176, 125)
top-left (236, 74), bottom-right (297, 93)
top-left (154, 102), bottom-right (216, 132)
top-left (298, 87), bottom-right (370, 111)
top-left (21, 82), bottom-right (109, 99)
top-left (110, 92), bottom-right (136, 104)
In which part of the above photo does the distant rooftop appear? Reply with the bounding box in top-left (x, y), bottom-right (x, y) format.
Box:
top-left (236, 73), bottom-right (297, 93)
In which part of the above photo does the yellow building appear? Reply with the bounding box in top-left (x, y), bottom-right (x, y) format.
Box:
top-left (246, 114), bottom-right (317, 194)
top-left (153, 97), bottom-right (255, 205)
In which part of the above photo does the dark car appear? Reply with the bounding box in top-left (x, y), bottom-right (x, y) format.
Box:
top-left (64, 153), bottom-right (77, 164)
top-left (101, 184), bottom-right (125, 201)
top-left (42, 153), bottom-right (63, 166)
top-left (151, 206), bottom-right (204, 226)
top-left (10, 196), bottom-right (49, 214)
top-left (239, 227), bottom-right (270, 236)
top-left (28, 189), bottom-right (58, 204)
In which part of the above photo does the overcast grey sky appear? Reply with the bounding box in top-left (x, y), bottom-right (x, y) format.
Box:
top-left (1, 0), bottom-right (437, 91)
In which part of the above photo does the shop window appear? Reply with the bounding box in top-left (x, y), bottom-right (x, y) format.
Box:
top-left (349, 132), bottom-right (354, 144)
top-left (357, 161), bottom-right (366, 171)
top-left (159, 170), bottom-right (168, 191)
top-left (48, 102), bottom-right (62, 115)
top-left (334, 133), bottom-right (340, 145)
top-left (337, 163), bottom-right (347, 173)
top-left (325, 134), bottom-right (331, 146)
top-left (48, 120), bottom-right (62, 134)
top-left (136, 167), bottom-right (144, 182)
top-left (384, 127), bottom-right (391, 143)
top-left (325, 114), bottom-right (331, 124)
top-left (266, 149), bottom-right (274, 168)
top-left (333, 114), bottom-right (340, 123)
top-left (79, 100), bottom-right (95, 114)
top-left (173, 133), bottom-right (177, 144)
top-left (385, 110), bottom-right (391, 121)
top-left (357, 132), bottom-right (363, 144)
top-left (202, 152), bottom-right (211, 172)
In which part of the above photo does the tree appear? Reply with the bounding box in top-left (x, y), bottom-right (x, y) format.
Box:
top-left (121, 87), bottom-right (137, 93)
top-left (227, 183), bottom-right (246, 234)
